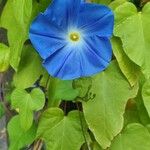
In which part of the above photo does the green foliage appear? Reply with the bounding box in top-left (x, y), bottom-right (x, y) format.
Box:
top-left (114, 2), bottom-right (150, 78)
top-left (1, 0), bottom-right (150, 150)
top-left (110, 123), bottom-right (150, 150)
top-left (11, 88), bottom-right (45, 130)
top-left (111, 37), bottom-right (141, 86)
top-left (47, 78), bottom-right (79, 107)
top-left (7, 115), bottom-right (36, 150)
top-left (83, 61), bottom-right (138, 149)
top-left (53, 80), bottom-right (79, 101)
top-left (13, 45), bottom-right (46, 89)
top-left (1, 0), bottom-right (32, 70)
top-left (37, 108), bottom-right (86, 150)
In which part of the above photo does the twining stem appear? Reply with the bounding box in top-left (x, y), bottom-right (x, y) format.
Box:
top-left (33, 76), bottom-right (50, 150)
top-left (76, 102), bottom-right (91, 150)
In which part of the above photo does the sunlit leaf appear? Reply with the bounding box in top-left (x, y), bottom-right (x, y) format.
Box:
top-left (114, 2), bottom-right (150, 77)
top-left (37, 108), bottom-right (86, 150)
top-left (83, 61), bottom-right (138, 148)
top-left (110, 123), bottom-right (150, 150)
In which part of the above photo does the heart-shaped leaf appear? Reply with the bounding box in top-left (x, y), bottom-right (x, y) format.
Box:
top-left (37, 108), bottom-right (87, 150)
top-left (11, 88), bottom-right (45, 130)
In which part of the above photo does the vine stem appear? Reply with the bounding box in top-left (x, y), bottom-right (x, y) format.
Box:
top-left (33, 140), bottom-right (43, 150)
top-left (33, 76), bottom-right (50, 150)
top-left (76, 102), bottom-right (91, 150)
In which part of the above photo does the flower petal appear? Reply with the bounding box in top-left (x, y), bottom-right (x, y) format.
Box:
top-left (29, 14), bottom-right (66, 59)
top-left (43, 45), bottom-right (81, 80)
top-left (78, 3), bottom-right (114, 37)
top-left (44, 0), bottom-right (81, 28)
top-left (43, 36), bottom-right (112, 80)
top-left (80, 36), bottom-right (112, 76)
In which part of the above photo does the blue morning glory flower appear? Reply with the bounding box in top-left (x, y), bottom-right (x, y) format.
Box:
top-left (29, 0), bottom-right (114, 80)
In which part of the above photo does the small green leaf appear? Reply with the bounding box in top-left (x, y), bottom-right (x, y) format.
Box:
top-left (73, 77), bottom-right (92, 98)
top-left (8, 115), bottom-right (36, 150)
top-left (11, 88), bottom-right (45, 130)
top-left (54, 80), bottom-right (79, 100)
top-left (114, 2), bottom-right (150, 77)
top-left (110, 123), bottom-right (150, 150)
top-left (48, 78), bottom-right (79, 107)
top-left (13, 45), bottom-right (45, 89)
top-left (111, 37), bottom-right (141, 86)
top-left (83, 61), bottom-right (138, 149)
top-left (0, 43), bottom-right (10, 72)
top-left (37, 108), bottom-right (86, 150)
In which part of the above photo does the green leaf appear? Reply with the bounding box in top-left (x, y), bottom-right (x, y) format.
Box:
top-left (37, 108), bottom-right (86, 150)
top-left (47, 78), bottom-right (61, 107)
top-left (48, 78), bottom-right (79, 107)
top-left (73, 77), bottom-right (92, 98)
top-left (111, 37), bottom-right (141, 86)
top-left (11, 88), bottom-right (45, 130)
top-left (142, 79), bottom-right (150, 118)
top-left (13, 45), bottom-right (45, 89)
top-left (8, 115), bottom-right (36, 150)
top-left (114, 2), bottom-right (150, 77)
top-left (109, 0), bottom-right (127, 10)
top-left (54, 80), bottom-right (79, 100)
top-left (0, 43), bottom-right (10, 72)
top-left (83, 61), bottom-right (138, 149)
top-left (110, 123), bottom-right (150, 150)
top-left (1, 0), bottom-right (32, 70)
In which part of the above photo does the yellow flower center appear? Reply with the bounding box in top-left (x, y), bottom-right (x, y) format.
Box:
top-left (69, 32), bottom-right (80, 42)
